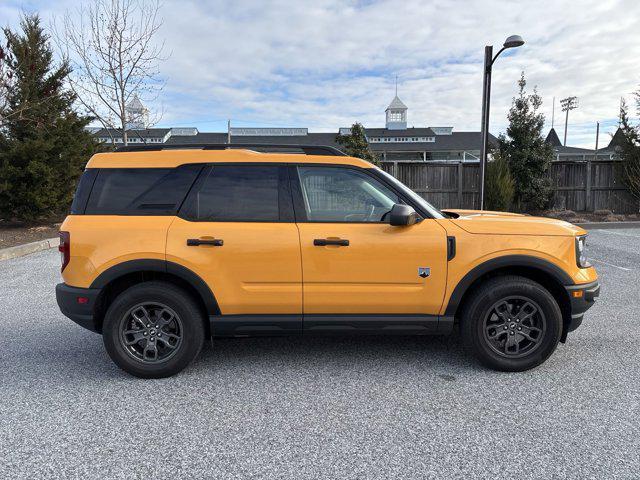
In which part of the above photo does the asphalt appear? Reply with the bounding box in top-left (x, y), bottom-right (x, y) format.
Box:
top-left (0, 229), bottom-right (639, 479)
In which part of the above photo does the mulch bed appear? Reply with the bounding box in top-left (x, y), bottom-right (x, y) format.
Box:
top-left (538, 209), bottom-right (640, 224)
top-left (0, 221), bottom-right (62, 250)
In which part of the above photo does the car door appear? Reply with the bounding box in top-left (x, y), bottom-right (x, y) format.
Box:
top-left (292, 165), bottom-right (448, 320)
top-left (166, 164), bottom-right (302, 332)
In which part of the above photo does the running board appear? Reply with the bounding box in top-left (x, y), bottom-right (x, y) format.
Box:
top-left (209, 314), bottom-right (454, 338)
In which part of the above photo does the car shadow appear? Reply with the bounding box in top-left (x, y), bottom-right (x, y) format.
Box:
top-left (194, 330), bottom-right (478, 373)
top-left (9, 321), bottom-right (480, 381)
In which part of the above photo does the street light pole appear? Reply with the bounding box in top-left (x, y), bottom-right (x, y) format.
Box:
top-left (479, 46), bottom-right (493, 211)
top-left (479, 35), bottom-right (524, 210)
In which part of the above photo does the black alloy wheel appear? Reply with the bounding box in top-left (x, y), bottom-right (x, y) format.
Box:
top-left (460, 275), bottom-right (562, 372)
top-left (103, 281), bottom-right (205, 378)
top-left (119, 303), bottom-right (184, 363)
top-left (482, 296), bottom-right (546, 358)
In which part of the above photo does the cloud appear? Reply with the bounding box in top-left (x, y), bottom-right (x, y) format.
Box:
top-left (4, 0), bottom-right (640, 147)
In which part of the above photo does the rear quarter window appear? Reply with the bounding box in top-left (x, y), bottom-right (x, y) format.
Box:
top-left (70, 169), bottom-right (98, 214)
top-left (84, 165), bottom-right (202, 215)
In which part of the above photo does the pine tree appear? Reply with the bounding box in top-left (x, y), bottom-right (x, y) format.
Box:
top-left (336, 123), bottom-right (380, 166)
top-left (485, 151), bottom-right (515, 211)
top-left (616, 99), bottom-right (640, 204)
top-left (0, 14), bottom-right (98, 221)
top-left (497, 73), bottom-right (554, 212)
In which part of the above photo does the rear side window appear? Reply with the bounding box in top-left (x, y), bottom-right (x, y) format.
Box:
top-left (181, 165), bottom-right (280, 222)
top-left (84, 165), bottom-right (202, 215)
top-left (70, 169), bottom-right (98, 214)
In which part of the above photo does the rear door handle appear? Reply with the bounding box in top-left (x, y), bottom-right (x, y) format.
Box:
top-left (187, 238), bottom-right (224, 247)
top-left (313, 238), bottom-right (349, 246)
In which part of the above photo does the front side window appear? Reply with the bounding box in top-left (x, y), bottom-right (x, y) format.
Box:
top-left (181, 165), bottom-right (280, 222)
top-left (297, 166), bottom-right (399, 222)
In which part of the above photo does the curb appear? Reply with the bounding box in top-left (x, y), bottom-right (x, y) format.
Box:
top-left (0, 237), bottom-right (59, 262)
top-left (576, 221), bottom-right (640, 230)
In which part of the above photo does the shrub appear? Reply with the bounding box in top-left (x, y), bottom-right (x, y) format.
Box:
top-left (485, 153), bottom-right (515, 211)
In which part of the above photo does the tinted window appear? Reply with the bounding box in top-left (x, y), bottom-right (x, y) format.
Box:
top-left (85, 165), bottom-right (201, 215)
top-left (297, 166), bottom-right (399, 222)
top-left (181, 165), bottom-right (280, 221)
top-left (70, 169), bottom-right (98, 214)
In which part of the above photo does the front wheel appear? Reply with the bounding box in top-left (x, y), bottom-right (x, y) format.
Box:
top-left (103, 281), bottom-right (205, 378)
top-left (460, 275), bottom-right (563, 371)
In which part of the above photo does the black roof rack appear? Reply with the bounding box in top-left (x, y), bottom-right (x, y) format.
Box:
top-left (114, 143), bottom-right (346, 156)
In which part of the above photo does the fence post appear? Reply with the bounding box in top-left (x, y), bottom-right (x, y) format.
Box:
top-left (457, 161), bottom-right (464, 208)
top-left (393, 161), bottom-right (398, 179)
top-left (585, 156), bottom-right (593, 212)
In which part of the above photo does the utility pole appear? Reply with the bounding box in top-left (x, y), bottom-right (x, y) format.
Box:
top-left (227, 119), bottom-right (231, 144)
top-left (560, 96), bottom-right (578, 146)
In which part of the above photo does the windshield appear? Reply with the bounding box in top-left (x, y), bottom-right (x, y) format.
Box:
top-left (376, 168), bottom-right (445, 219)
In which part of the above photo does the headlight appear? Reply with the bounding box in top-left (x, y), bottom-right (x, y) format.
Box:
top-left (575, 235), bottom-right (590, 268)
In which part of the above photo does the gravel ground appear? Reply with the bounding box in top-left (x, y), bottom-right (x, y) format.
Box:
top-left (0, 229), bottom-right (639, 479)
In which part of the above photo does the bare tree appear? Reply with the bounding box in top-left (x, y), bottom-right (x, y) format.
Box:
top-left (55, 0), bottom-right (166, 145)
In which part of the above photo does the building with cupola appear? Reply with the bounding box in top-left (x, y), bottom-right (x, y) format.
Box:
top-left (90, 91), bottom-right (495, 162)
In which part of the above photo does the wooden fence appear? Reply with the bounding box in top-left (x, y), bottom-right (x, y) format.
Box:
top-left (381, 158), bottom-right (639, 213)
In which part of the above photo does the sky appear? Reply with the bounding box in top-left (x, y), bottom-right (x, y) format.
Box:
top-left (2, 0), bottom-right (640, 147)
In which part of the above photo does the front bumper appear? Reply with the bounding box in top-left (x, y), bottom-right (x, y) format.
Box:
top-left (564, 280), bottom-right (600, 332)
top-left (55, 283), bottom-right (102, 333)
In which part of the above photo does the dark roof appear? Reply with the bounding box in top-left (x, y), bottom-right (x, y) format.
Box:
top-left (545, 128), bottom-right (562, 147)
top-left (167, 129), bottom-right (493, 152)
top-left (554, 145), bottom-right (596, 154)
top-left (94, 128), bottom-right (171, 139)
top-left (605, 127), bottom-right (625, 151)
top-left (166, 132), bottom-right (228, 144)
top-left (370, 132), bottom-right (496, 152)
top-left (364, 127), bottom-right (435, 137)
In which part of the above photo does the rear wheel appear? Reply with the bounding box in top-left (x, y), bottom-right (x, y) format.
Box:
top-left (103, 281), bottom-right (205, 378)
top-left (460, 276), bottom-right (562, 371)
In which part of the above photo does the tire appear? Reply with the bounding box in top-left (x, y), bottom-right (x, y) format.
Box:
top-left (460, 275), bottom-right (562, 372)
top-left (103, 281), bottom-right (205, 378)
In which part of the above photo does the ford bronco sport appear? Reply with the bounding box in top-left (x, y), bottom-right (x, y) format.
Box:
top-left (56, 144), bottom-right (599, 378)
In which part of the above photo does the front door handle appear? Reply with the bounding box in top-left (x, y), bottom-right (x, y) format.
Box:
top-left (187, 238), bottom-right (224, 247)
top-left (313, 238), bottom-right (349, 246)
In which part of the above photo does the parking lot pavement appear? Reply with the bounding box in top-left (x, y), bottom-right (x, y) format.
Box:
top-left (0, 230), bottom-right (639, 480)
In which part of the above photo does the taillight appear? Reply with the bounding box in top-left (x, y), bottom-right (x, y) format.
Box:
top-left (59, 231), bottom-right (70, 272)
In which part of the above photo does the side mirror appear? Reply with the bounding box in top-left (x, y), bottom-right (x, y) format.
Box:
top-left (389, 203), bottom-right (420, 226)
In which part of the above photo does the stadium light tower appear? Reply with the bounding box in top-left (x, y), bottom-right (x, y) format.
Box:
top-left (560, 96), bottom-right (578, 146)
top-left (479, 35), bottom-right (525, 210)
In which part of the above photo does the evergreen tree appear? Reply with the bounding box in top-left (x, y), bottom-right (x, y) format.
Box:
top-left (337, 123), bottom-right (380, 166)
top-left (616, 99), bottom-right (640, 204)
top-left (0, 14), bottom-right (98, 221)
top-left (485, 151), bottom-right (515, 211)
top-left (497, 73), bottom-right (554, 211)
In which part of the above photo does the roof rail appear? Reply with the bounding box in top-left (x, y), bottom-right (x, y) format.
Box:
top-left (114, 143), bottom-right (346, 156)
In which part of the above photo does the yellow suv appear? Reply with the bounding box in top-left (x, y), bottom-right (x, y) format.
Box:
top-left (56, 144), bottom-right (599, 378)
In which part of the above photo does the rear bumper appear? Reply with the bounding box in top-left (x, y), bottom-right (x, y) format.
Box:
top-left (564, 280), bottom-right (600, 332)
top-left (55, 283), bottom-right (102, 333)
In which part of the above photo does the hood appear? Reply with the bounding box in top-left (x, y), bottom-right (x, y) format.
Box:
top-left (441, 209), bottom-right (586, 236)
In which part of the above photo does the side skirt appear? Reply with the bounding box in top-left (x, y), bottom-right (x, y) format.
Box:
top-left (209, 314), bottom-right (454, 338)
